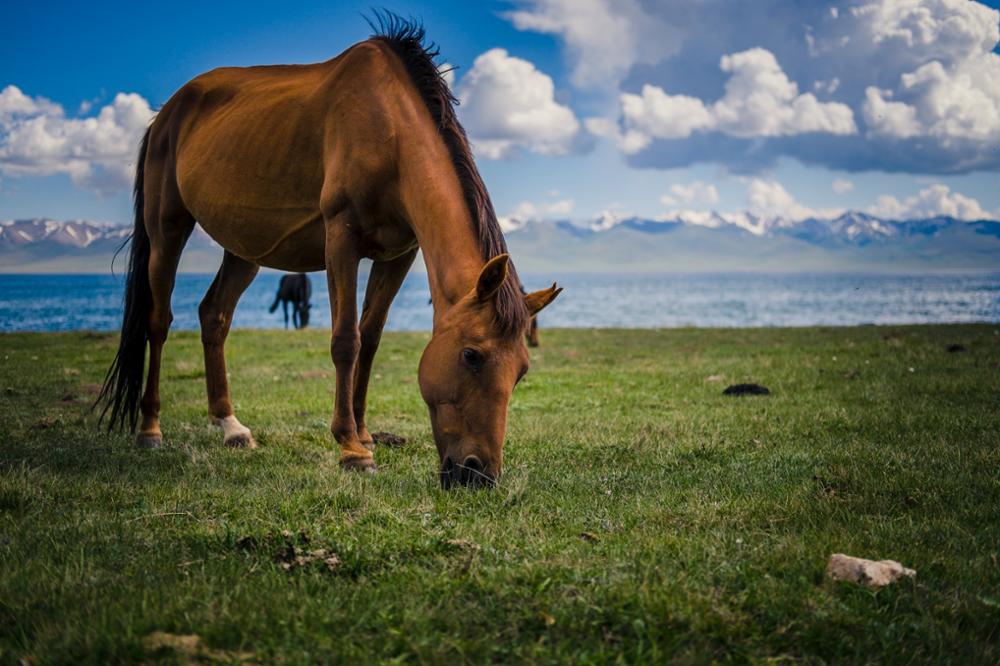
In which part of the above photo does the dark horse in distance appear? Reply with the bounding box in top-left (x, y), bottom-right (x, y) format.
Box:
top-left (269, 273), bottom-right (312, 329)
top-left (97, 13), bottom-right (561, 488)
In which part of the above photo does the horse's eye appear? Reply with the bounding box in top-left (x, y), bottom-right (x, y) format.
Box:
top-left (461, 347), bottom-right (484, 372)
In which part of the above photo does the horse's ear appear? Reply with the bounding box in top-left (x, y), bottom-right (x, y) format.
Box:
top-left (476, 254), bottom-right (510, 301)
top-left (524, 282), bottom-right (562, 316)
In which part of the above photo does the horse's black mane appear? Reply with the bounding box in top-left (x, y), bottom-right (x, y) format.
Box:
top-left (367, 10), bottom-right (528, 336)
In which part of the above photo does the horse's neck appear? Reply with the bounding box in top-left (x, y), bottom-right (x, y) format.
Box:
top-left (397, 152), bottom-right (485, 328)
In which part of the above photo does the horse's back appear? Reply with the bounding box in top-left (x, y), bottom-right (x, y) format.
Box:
top-left (149, 41), bottom-right (413, 270)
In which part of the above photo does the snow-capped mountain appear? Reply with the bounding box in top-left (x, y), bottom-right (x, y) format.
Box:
top-left (0, 219), bottom-right (130, 247)
top-left (500, 211), bottom-right (1000, 272)
top-left (1, 213), bottom-right (998, 273)
top-left (0, 219), bottom-right (220, 272)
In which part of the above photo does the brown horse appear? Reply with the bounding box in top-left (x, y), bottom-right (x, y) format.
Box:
top-left (97, 14), bottom-right (560, 488)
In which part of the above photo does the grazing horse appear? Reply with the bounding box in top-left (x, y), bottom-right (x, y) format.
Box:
top-left (97, 14), bottom-right (561, 487)
top-left (269, 273), bottom-right (312, 329)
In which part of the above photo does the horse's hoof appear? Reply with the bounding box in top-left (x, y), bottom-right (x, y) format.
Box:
top-left (224, 433), bottom-right (257, 449)
top-left (361, 439), bottom-right (376, 451)
top-left (340, 454), bottom-right (377, 473)
top-left (135, 433), bottom-right (163, 449)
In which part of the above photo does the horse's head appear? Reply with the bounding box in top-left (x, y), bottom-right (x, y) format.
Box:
top-left (419, 255), bottom-right (561, 489)
top-left (299, 302), bottom-right (311, 328)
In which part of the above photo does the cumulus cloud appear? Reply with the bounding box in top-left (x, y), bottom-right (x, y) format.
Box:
top-left (660, 181), bottom-right (719, 208)
top-left (662, 177), bottom-right (844, 228)
top-left (0, 85), bottom-right (153, 195)
top-left (832, 178), bottom-right (855, 194)
top-left (866, 184), bottom-right (992, 220)
top-left (515, 0), bottom-right (1000, 174)
top-left (456, 48), bottom-right (583, 159)
top-left (612, 48), bottom-right (856, 153)
top-left (509, 197), bottom-right (574, 220)
top-left (745, 178), bottom-right (842, 220)
top-left (499, 197), bottom-right (574, 231)
top-left (503, 0), bottom-right (677, 89)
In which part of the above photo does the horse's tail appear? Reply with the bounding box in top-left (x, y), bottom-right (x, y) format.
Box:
top-left (96, 128), bottom-right (152, 432)
top-left (268, 292), bottom-right (281, 313)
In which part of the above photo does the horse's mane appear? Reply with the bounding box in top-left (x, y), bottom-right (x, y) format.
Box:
top-left (367, 10), bottom-right (528, 336)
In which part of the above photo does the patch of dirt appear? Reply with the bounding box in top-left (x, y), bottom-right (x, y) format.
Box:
top-left (371, 431), bottom-right (407, 447)
top-left (141, 631), bottom-right (255, 663)
top-left (946, 343), bottom-right (967, 353)
top-left (844, 369), bottom-right (861, 380)
top-left (31, 417), bottom-right (58, 430)
top-left (722, 383), bottom-right (770, 396)
top-left (444, 538), bottom-right (480, 552)
top-left (276, 545), bottom-right (341, 572)
top-left (266, 530), bottom-right (342, 573)
top-left (300, 369), bottom-right (331, 379)
top-left (705, 374), bottom-right (725, 382)
top-left (882, 331), bottom-right (905, 347)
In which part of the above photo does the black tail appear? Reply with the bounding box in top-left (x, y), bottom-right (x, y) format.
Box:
top-left (96, 128), bottom-right (152, 432)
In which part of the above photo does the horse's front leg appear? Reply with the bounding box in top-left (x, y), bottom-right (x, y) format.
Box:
top-left (354, 248), bottom-right (417, 449)
top-left (325, 223), bottom-right (375, 472)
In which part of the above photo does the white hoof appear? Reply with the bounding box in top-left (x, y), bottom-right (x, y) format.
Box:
top-left (214, 415), bottom-right (256, 449)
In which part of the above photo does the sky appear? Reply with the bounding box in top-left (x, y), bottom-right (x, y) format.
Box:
top-left (2, 0), bottom-right (1000, 225)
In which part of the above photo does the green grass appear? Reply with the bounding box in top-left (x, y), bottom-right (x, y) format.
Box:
top-left (1, 325), bottom-right (999, 663)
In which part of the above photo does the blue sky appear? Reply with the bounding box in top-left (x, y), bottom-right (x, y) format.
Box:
top-left (2, 0), bottom-right (1000, 224)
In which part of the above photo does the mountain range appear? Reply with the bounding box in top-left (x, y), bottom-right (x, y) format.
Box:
top-left (1, 212), bottom-right (998, 273)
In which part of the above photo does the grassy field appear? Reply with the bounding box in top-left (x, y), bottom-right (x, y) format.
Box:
top-left (1, 325), bottom-right (998, 663)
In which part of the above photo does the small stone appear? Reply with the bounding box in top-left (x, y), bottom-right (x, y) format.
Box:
top-left (826, 553), bottom-right (915, 588)
top-left (705, 374), bottom-right (725, 382)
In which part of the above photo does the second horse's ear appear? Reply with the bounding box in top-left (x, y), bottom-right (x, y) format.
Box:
top-left (476, 254), bottom-right (510, 301)
top-left (524, 283), bottom-right (562, 316)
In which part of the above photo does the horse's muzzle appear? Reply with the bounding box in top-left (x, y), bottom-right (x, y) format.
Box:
top-left (440, 455), bottom-right (496, 489)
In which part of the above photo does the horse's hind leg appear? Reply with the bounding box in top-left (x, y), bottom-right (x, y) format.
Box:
top-left (199, 251), bottom-right (259, 448)
top-left (137, 206), bottom-right (194, 448)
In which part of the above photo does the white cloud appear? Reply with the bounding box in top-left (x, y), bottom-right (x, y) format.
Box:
top-left (866, 184), bottom-right (991, 220)
top-left (456, 49), bottom-right (582, 159)
top-left (499, 197), bottom-right (575, 230)
top-left (861, 87), bottom-right (922, 139)
top-left (509, 198), bottom-right (574, 220)
top-left (663, 178), bottom-right (844, 229)
top-left (832, 178), bottom-right (855, 194)
top-left (745, 178), bottom-right (841, 220)
top-left (525, 0), bottom-right (1000, 174)
top-left (0, 85), bottom-right (153, 195)
top-left (661, 180), bottom-right (719, 208)
top-left (503, 0), bottom-right (676, 89)
top-left (438, 63), bottom-right (455, 88)
top-left (613, 48), bottom-right (856, 152)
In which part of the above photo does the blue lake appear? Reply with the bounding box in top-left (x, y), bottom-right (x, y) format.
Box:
top-left (1, 271), bottom-right (999, 333)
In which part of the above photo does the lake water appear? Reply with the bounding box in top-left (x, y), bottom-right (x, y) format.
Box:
top-left (1, 271), bottom-right (999, 333)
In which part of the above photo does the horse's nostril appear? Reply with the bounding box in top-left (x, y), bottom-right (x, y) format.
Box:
top-left (462, 455), bottom-right (484, 473)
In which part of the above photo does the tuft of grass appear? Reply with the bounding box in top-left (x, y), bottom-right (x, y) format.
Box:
top-left (1, 325), bottom-right (998, 663)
